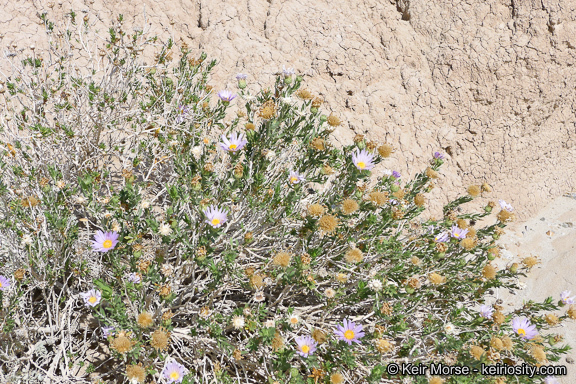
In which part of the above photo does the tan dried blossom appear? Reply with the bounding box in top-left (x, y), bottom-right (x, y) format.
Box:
top-left (380, 302), bottom-right (393, 316)
top-left (378, 144), bottom-right (394, 158)
top-left (460, 238), bottom-right (476, 250)
top-left (407, 277), bottom-right (421, 289)
top-left (470, 345), bottom-right (485, 360)
top-left (490, 337), bottom-right (504, 350)
top-left (497, 210), bottom-right (514, 222)
top-left (522, 256), bottom-right (539, 268)
top-left (369, 191), bottom-right (389, 206)
top-left (273, 251), bottom-right (292, 267)
top-left (330, 372), bottom-right (345, 384)
top-left (345, 248), bottom-right (363, 263)
top-left (467, 185), bottom-right (481, 197)
top-left (258, 100), bottom-right (277, 120)
top-left (150, 328), bottom-right (170, 351)
top-left (310, 137), bottom-right (326, 151)
top-left (296, 88), bottom-right (313, 100)
top-left (245, 122), bottom-right (256, 130)
top-left (250, 273), bottom-right (265, 289)
top-left (137, 259), bottom-right (151, 273)
top-left (335, 273), bottom-right (348, 283)
top-left (375, 338), bottom-right (394, 353)
top-left (567, 305), bottom-right (576, 320)
top-left (311, 328), bottom-right (327, 344)
top-left (157, 283), bottom-right (172, 298)
top-left (327, 114), bottom-right (341, 127)
top-left (111, 335), bottom-right (134, 354)
top-left (162, 310), bottom-right (174, 322)
top-left (341, 199), bottom-right (359, 214)
top-left (435, 242), bottom-right (447, 253)
top-left (14, 268), bottom-right (26, 281)
top-left (311, 97), bottom-right (323, 108)
top-left (126, 363), bottom-right (146, 383)
top-left (493, 311), bottom-right (506, 325)
top-left (318, 214), bottom-right (338, 233)
top-left (426, 167), bottom-right (439, 179)
top-left (545, 314), bottom-right (559, 326)
top-left (203, 162), bottom-right (214, 173)
top-left (307, 203), bottom-right (325, 217)
top-left (482, 264), bottom-right (497, 280)
top-left (300, 253), bottom-right (311, 265)
top-left (429, 377), bottom-right (444, 384)
top-left (137, 312), bottom-right (154, 328)
top-left (322, 164), bottom-right (335, 175)
top-left (414, 193), bottom-right (425, 207)
top-left (530, 345), bottom-right (547, 363)
top-left (233, 349), bottom-right (243, 360)
top-left (429, 272), bottom-right (446, 285)
top-left (392, 189), bottom-right (405, 200)
top-left (272, 331), bottom-right (284, 351)
top-left (392, 208), bottom-right (404, 220)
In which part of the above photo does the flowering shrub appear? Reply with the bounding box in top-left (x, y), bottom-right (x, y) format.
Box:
top-left (0, 14), bottom-right (573, 384)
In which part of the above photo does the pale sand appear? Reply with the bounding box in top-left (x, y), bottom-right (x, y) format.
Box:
top-left (495, 195), bottom-right (576, 383)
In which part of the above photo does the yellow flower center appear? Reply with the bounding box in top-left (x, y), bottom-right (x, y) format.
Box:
top-left (0, 282), bottom-right (3, 288)
top-left (344, 330), bottom-right (355, 340)
top-left (357, 161), bottom-right (365, 169)
top-left (89, 296), bottom-right (97, 304)
top-left (454, 233), bottom-right (460, 238)
top-left (290, 177), bottom-right (298, 183)
top-left (301, 345), bottom-right (310, 353)
top-left (102, 240), bottom-right (113, 248)
top-left (170, 372), bottom-right (180, 380)
top-left (211, 218), bottom-right (220, 226)
top-left (517, 328), bottom-right (526, 336)
top-left (229, 144), bottom-right (237, 150)
top-left (290, 317), bottom-right (298, 324)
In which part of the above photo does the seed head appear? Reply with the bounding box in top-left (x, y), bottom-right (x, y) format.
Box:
top-left (545, 314), bottom-right (559, 326)
top-left (490, 337), bottom-right (504, 350)
top-left (272, 251), bottom-right (292, 267)
top-left (250, 273), bottom-right (265, 289)
top-left (311, 328), bottom-right (327, 344)
top-left (14, 268), bottom-right (26, 281)
top-left (330, 372), bottom-right (344, 384)
top-left (567, 305), bottom-right (576, 320)
top-left (310, 138), bottom-right (326, 151)
top-left (378, 144), bottom-right (393, 158)
top-left (272, 331), bottom-right (284, 351)
top-left (414, 193), bottom-right (425, 207)
top-left (497, 210), bottom-right (514, 222)
top-left (296, 88), bottom-right (313, 99)
top-left (429, 272), bottom-right (446, 285)
top-left (245, 122), bottom-right (256, 130)
top-left (481, 182), bottom-right (492, 192)
top-left (327, 114), bottom-right (341, 127)
top-left (493, 311), bottom-right (506, 325)
top-left (137, 312), bottom-right (154, 328)
top-left (523, 256), bottom-right (539, 268)
top-left (345, 248), bottom-right (363, 263)
top-left (460, 238), bottom-right (476, 250)
top-left (380, 302), bottom-right (393, 316)
top-left (391, 189), bottom-right (405, 200)
top-left (318, 214), bottom-right (338, 233)
top-left (150, 328), bottom-right (170, 351)
top-left (429, 377), bottom-right (444, 384)
top-left (307, 203), bottom-right (325, 217)
top-left (111, 335), bottom-right (134, 354)
top-left (126, 363), bottom-right (146, 383)
top-left (426, 167), bottom-right (439, 179)
top-left (467, 185), bottom-right (481, 197)
top-left (482, 264), bottom-right (497, 280)
top-left (470, 345), bottom-right (485, 360)
top-left (530, 345), bottom-right (547, 363)
top-left (369, 191), bottom-right (388, 206)
top-left (341, 199), bottom-right (359, 214)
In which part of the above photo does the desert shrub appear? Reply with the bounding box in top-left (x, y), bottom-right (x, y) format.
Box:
top-left (0, 13), bottom-right (571, 384)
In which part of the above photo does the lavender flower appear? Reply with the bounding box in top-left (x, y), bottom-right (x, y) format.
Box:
top-left (450, 225), bottom-right (469, 239)
top-left (511, 316), bottom-right (538, 340)
top-left (499, 199), bottom-right (514, 212)
top-left (295, 335), bottom-right (317, 357)
top-left (434, 232), bottom-right (450, 243)
top-left (204, 205), bottom-right (228, 228)
top-left (351, 149), bottom-right (375, 171)
top-left (220, 132), bottom-right (247, 152)
top-left (126, 272), bottom-right (141, 284)
top-left (433, 152), bottom-right (445, 159)
top-left (91, 230), bottom-right (119, 253)
top-left (236, 73), bottom-right (247, 89)
top-left (392, 171), bottom-right (401, 178)
top-left (0, 275), bottom-right (11, 291)
top-left (282, 65), bottom-right (295, 77)
top-left (101, 326), bottom-right (115, 338)
top-left (479, 305), bottom-right (494, 319)
top-left (81, 289), bottom-right (102, 307)
top-left (161, 361), bottom-right (188, 384)
top-left (235, 73), bottom-right (247, 80)
top-left (175, 105), bottom-right (190, 124)
top-left (334, 319), bottom-right (365, 345)
top-left (288, 170), bottom-right (306, 185)
top-left (217, 90), bottom-right (237, 103)
top-left (560, 290), bottom-right (575, 305)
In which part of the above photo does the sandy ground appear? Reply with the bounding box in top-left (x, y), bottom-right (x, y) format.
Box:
top-left (494, 194), bottom-right (576, 383)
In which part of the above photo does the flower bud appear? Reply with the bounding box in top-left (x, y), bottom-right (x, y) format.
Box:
top-left (492, 233), bottom-right (500, 240)
top-left (284, 76), bottom-right (292, 84)
top-left (487, 253), bottom-right (496, 261)
top-left (509, 263), bottom-right (519, 273)
top-left (319, 115), bottom-right (328, 123)
top-left (270, 120), bottom-right (280, 130)
top-left (484, 206), bottom-right (493, 213)
top-left (237, 79), bottom-right (247, 89)
top-left (310, 106), bottom-right (318, 114)
top-left (390, 184), bottom-right (400, 192)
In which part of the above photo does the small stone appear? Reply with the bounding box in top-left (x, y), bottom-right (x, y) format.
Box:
top-left (540, 217), bottom-right (545, 221)
top-left (560, 222), bottom-right (573, 228)
top-left (566, 357), bottom-right (574, 364)
top-left (546, 230), bottom-right (554, 236)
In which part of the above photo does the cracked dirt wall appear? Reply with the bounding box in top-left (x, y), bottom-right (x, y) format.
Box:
top-left (1, 0), bottom-right (575, 219)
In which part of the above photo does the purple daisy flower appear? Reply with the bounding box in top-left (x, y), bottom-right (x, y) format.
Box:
top-left (288, 170), bottom-right (306, 185)
top-left (235, 73), bottom-right (247, 80)
top-left (499, 199), bottom-right (514, 212)
top-left (433, 152), bottom-right (445, 159)
top-left (282, 65), bottom-right (295, 77)
top-left (220, 132), bottom-right (247, 152)
top-left (126, 272), bottom-right (141, 284)
top-left (91, 230), bottom-right (119, 253)
top-left (392, 170), bottom-right (401, 178)
top-left (294, 335), bottom-right (317, 357)
top-left (351, 149), bottom-right (375, 171)
top-left (217, 90), bottom-right (237, 103)
top-left (81, 289), bottom-right (102, 307)
top-left (434, 232), bottom-right (450, 243)
top-left (204, 205), bottom-right (228, 228)
top-left (334, 319), bottom-right (365, 345)
top-left (511, 316), bottom-right (538, 340)
top-left (101, 326), bottom-right (115, 338)
top-left (560, 290), bottom-right (575, 305)
top-left (175, 104), bottom-right (190, 124)
top-left (450, 225), bottom-right (469, 240)
top-left (479, 305), bottom-right (494, 319)
top-left (161, 361), bottom-right (188, 384)
top-left (0, 275), bottom-right (11, 291)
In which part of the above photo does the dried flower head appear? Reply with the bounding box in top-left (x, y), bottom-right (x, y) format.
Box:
top-left (311, 328), bottom-right (327, 344)
top-left (380, 302), bottom-right (393, 316)
top-left (490, 337), bottom-right (504, 350)
top-left (566, 305), bottom-right (576, 320)
top-left (272, 331), bottom-right (284, 351)
top-left (324, 287), bottom-right (336, 298)
top-left (369, 191), bottom-right (388, 206)
top-left (296, 88), bottom-right (313, 99)
top-left (126, 363), bottom-right (146, 383)
top-left (391, 189), bottom-right (405, 200)
top-left (307, 203), bottom-right (325, 217)
top-left (13, 268), bottom-right (26, 282)
top-left (470, 345), bottom-right (485, 360)
top-left (258, 100), bottom-right (277, 119)
top-left (327, 114), bottom-right (341, 127)
top-left (375, 338), bottom-right (394, 353)
top-left (376, 143), bottom-right (393, 158)
top-left (460, 238), bottom-right (476, 250)
top-left (273, 251), bottom-right (292, 267)
top-left (501, 335), bottom-right (513, 350)
top-left (111, 335), bottom-right (134, 354)
top-left (345, 248), bottom-right (363, 263)
top-left (414, 193), bottom-right (425, 207)
top-left (330, 372), bottom-right (345, 384)
top-left (318, 214), bottom-right (338, 233)
top-left (467, 185), bottom-right (481, 197)
top-left (429, 377), bottom-right (444, 384)
top-left (336, 273), bottom-right (348, 283)
top-left (523, 256), bottom-right (539, 268)
top-left (250, 273), bottom-right (265, 289)
top-left (429, 272), bottom-right (446, 285)
top-left (137, 312), bottom-right (154, 328)
top-left (310, 137), bottom-right (326, 151)
top-left (482, 264), bottom-right (497, 280)
top-left (150, 328), bottom-right (170, 350)
top-left (530, 345), bottom-right (547, 363)
top-left (341, 199), bottom-right (359, 214)
top-left (300, 253), bottom-right (311, 265)
top-left (545, 314), bottom-right (559, 326)
top-left (426, 167), bottom-right (439, 179)
top-left (493, 311), bottom-right (506, 325)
